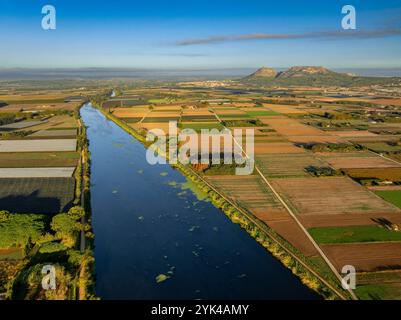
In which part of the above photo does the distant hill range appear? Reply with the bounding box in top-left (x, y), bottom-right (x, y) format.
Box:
top-left (242, 66), bottom-right (401, 86)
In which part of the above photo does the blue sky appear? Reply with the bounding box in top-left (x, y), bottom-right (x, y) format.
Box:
top-left (0, 0), bottom-right (400, 69)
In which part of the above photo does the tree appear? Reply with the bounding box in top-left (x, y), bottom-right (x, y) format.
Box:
top-left (0, 210), bottom-right (10, 223)
top-left (68, 206), bottom-right (85, 219)
top-left (51, 213), bottom-right (81, 248)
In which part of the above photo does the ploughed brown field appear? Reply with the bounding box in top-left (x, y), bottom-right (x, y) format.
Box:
top-left (286, 135), bottom-right (347, 144)
top-left (262, 103), bottom-right (307, 114)
top-left (205, 175), bottom-right (318, 256)
top-left (256, 153), bottom-right (328, 178)
top-left (112, 108), bottom-right (150, 119)
top-left (299, 212), bottom-right (401, 228)
top-left (0, 102), bottom-right (79, 113)
top-left (259, 117), bottom-right (328, 136)
top-left (319, 153), bottom-right (401, 169)
top-left (345, 168), bottom-right (401, 181)
top-left (271, 176), bottom-right (401, 216)
top-left (321, 243), bottom-right (401, 272)
top-left (253, 142), bottom-right (306, 154)
top-left (334, 130), bottom-right (379, 137)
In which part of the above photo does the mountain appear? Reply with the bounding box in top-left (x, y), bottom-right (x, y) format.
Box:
top-left (246, 67), bottom-right (277, 78)
top-left (277, 66), bottom-right (336, 78)
top-left (241, 66), bottom-right (401, 87)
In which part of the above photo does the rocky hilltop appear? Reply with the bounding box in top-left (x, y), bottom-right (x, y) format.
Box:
top-left (277, 66), bottom-right (336, 78)
top-left (246, 67), bottom-right (277, 78)
top-left (242, 65), bottom-right (400, 86)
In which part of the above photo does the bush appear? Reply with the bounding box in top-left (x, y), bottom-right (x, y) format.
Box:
top-left (0, 210), bottom-right (10, 223)
top-left (39, 242), bottom-right (68, 254)
top-left (51, 213), bottom-right (81, 248)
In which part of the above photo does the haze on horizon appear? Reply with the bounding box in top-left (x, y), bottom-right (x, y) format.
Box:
top-left (0, 0), bottom-right (401, 70)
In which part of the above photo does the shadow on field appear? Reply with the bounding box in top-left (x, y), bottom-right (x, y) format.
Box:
top-left (0, 190), bottom-right (72, 214)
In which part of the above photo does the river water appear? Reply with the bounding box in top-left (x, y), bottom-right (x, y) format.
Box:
top-left (80, 103), bottom-right (318, 300)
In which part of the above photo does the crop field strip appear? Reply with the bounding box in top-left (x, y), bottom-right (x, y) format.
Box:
top-left (259, 117), bottom-right (329, 136)
top-left (0, 177), bottom-right (75, 214)
top-left (0, 167), bottom-right (75, 178)
top-left (205, 175), bottom-right (285, 212)
top-left (253, 142), bottom-right (306, 154)
top-left (271, 176), bottom-right (401, 216)
top-left (321, 242), bottom-right (401, 272)
top-left (0, 120), bottom-right (46, 131)
top-left (0, 152), bottom-right (79, 168)
top-left (0, 139), bottom-right (77, 152)
top-left (27, 129), bottom-right (77, 138)
top-left (256, 153), bottom-right (329, 178)
top-left (309, 225), bottom-right (401, 244)
top-left (317, 152), bottom-right (401, 169)
top-left (262, 103), bottom-right (308, 114)
top-left (345, 168), bottom-right (401, 181)
top-left (334, 130), bottom-right (379, 137)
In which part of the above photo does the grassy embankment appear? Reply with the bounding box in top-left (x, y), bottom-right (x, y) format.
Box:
top-left (94, 101), bottom-right (351, 300)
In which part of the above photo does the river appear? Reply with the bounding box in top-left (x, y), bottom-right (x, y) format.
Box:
top-left (80, 103), bottom-right (318, 300)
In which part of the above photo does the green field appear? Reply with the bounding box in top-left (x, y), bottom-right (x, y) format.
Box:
top-left (309, 225), bottom-right (401, 244)
top-left (356, 283), bottom-right (401, 300)
top-left (246, 110), bottom-right (280, 116)
top-left (375, 190), bottom-right (401, 209)
top-left (361, 142), bottom-right (401, 153)
top-left (179, 122), bottom-right (225, 132)
top-left (0, 152), bottom-right (79, 168)
top-left (222, 119), bottom-right (266, 127)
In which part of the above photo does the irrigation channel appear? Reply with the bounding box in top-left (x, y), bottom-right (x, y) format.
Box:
top-left (80, 103), bottom-right (319, 299)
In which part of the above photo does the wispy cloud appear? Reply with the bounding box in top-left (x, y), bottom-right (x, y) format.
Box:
top-left (176, 29), bottom-right (401, 46)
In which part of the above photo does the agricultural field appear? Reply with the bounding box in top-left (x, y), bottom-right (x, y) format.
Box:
top-left (321, 242), bottom-right (401, 272)
top-left (0, 120), bottom-right (46, 131)
top-left (0, 139), bottom-right (77, 152)
top-left (205, 175), bottom-right (318, 256)
top-left (256, 153), bottom-right (329, 178)
top-left (0, 152), bottom-right (79, 168)
top-left (271, 176), bottom-right (401, 216)
top-left (309, 225), bottom-right (401, 244)
top-left (262, 104), bottom-right (308, 115)
top-left (253, 142), bottom-right (306, 154)
top-left (27, 129), bottom-right (77, 138)
top-left (318, 152), bottom-right (400, 169)
top-left (375, 190), bottom-right (401, 209)
top-left (0, 167), bottom-right (75, 178)
top-left (345, 168), bottom-right (401, 182)
top-left (0, 177), bottom-right (76, 213)
top-left (205, 175), bottom-right (285, 213)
